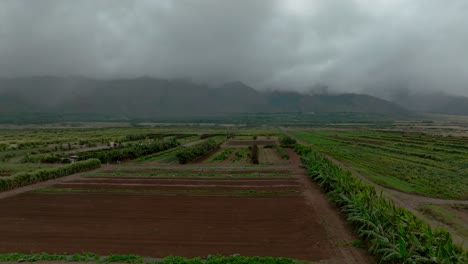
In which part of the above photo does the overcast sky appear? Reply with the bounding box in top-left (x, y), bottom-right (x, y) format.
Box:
top-left (0, 0), bottom-right (467, 97)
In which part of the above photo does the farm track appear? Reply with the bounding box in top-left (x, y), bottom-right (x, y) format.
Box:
top-left (285, 130), bottom-right (468, 249)
top-left (0, 146), bottom-right (372, 263)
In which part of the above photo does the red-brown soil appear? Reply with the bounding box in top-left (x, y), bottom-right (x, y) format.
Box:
top-left (0, 193), bottom-right (327, 261)
top-left (0, 148), bottom-right (373, 263)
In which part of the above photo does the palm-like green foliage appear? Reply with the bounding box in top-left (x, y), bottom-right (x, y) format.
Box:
top-left (295, 144), bottom-right (467, 263)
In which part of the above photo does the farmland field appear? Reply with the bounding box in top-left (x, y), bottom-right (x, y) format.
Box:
top-left (1, 125), bottom-right (467, 262)
top-left (0, 129), bottom-right (371, 263)
top-left (291, 129), bottom-right (468, 199)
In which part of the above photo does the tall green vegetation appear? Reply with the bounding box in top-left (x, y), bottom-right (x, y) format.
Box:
top-left (77, 139), bottom-right (179, 163)
top-left (275, 146), bottom-right (289, 160)
top-left (250, 144), bottom-right (259, 164)
top-left (295, 144), bottom-right (467, 263)
top-left (279, 135), bottom-right (297, 147)
top-left (0, 159), bottom-right (101, 192)
top-left (176, 139), bottom-right (220, 164)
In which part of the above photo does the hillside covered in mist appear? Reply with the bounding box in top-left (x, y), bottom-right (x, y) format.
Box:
top-left (0, 77), bottom-right (411, 119)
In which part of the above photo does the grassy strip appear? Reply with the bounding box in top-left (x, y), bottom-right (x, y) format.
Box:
top-left (0, 253), bottom-right (297, 263)
top-left (295, 144), bottom-right (467, 263)
top-left (419, 204), bottom-right (468, 238)
top-left (82, 172), bottom-right (292, 178)
top-left (0, 159), bottom-right (100, 192)
top-left (33, 187), bottom-right (299, 196)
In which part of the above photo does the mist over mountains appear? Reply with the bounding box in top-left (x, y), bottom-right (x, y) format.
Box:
top-left (1, 76), bottom-right (466, 119)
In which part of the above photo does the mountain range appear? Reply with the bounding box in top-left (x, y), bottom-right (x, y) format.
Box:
top-left (0, 76), bottom-right (466, 119)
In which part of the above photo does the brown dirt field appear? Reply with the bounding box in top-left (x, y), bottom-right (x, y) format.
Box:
top-left (100, 169), bottom-right (292, 174)
top-left (259, 148), bottom-right (283, 165)
top-left (53, 183), bottom-right (300, 192)
top-left (0, 193), bottom-right (328, 261)
top-left (0, 147), bottom-right (372, 263)
top-left (66, 177), bottom-right (298, 186)
top-left (225, 140), bottom-right (276, 146)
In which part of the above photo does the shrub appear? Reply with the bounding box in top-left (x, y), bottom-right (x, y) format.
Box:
top-left (0, 159), bottom-right (101, 192)
top-left (279, 135), bottom-right (297, 147)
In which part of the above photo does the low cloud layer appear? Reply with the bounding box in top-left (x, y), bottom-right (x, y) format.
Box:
top-left (0, 0), bottom-right (467, 97)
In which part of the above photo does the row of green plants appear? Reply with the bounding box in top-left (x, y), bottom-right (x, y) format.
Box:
top-left (295, 144), bottom-right (467, 263)
top-left (211, 148), bottom-right (235, 161)
top-left (0, 159), bottom-right (101, 192)
top-left (176, 139), bottom-right (220, 164)
top-left (275, 146), bottom-right (289, 160)
top-left (76, 139), bottom-right (179, 163)
top-left (249, 145), bottom-right (259, 164)
top-left (0, 253), bottom-right (296, 264)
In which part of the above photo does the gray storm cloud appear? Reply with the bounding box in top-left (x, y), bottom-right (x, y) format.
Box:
top-left (0, 0), bottom-right (467, 97)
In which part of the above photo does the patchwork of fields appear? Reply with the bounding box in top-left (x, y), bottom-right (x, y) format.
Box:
top-left (0, 133), bottom-right (371, 263)
top-left (1, 126), bottom-right (467, 262)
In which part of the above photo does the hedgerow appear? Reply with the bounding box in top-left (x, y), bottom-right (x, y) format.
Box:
top-left (249, 144), bottom-right (259, 164)
top-left (77, 139), bottom-right (179, 163)
top-left (0, 159), bottom-right (101, 192)
top-left (176, 139), bottom-right (220, 164)
top-left (295, 144), bottom-right (467, 263)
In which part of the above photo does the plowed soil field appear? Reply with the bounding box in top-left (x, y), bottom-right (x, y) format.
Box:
top-left (0, 147), bottom-right (373, 263)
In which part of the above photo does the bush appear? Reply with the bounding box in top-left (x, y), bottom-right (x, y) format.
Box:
top-left (0, 159), bottom-right (101, 192)
top-left (279, 135), bottom-right (297, 147)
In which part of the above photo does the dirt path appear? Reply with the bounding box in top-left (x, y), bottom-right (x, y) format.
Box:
top-left (284, 130), bottom-right (468, 249)
top-left (286, 149), bottom-right (374, 264)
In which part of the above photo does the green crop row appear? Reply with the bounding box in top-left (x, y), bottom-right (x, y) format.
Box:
top-left (249, 145), bottom-right (259, 164)
top-left (295, 144), bottom-right (467, 263)
top-left (275, 146), bottom-right (289, 160)
top-left (0, 159), bottom-right (101, 192)
top-left (176, 139), bottom-right (222, 164)
top-left (77, 139), bottom-right (179, 163)
top-left (0, 253), bottom-right (297, 264)
top-left (211, 147), bottom-right (235, 161)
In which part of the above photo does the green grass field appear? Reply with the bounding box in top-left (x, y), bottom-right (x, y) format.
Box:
top-left (292, 130), bottom-right (468, 199)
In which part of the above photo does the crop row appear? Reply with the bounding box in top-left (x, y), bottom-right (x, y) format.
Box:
top-left (76, 139), bottom-right (179, 163)
top-left (176, 139), bottom-right (222, 164)
top-left (211, 147), bottom-right (235, 161)
top-left (0, 159), bottom-right (101, 192)
top-left (0, 253), bottom-right (296, 264)
top-left (295, 144), bottom-right (467, 263)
